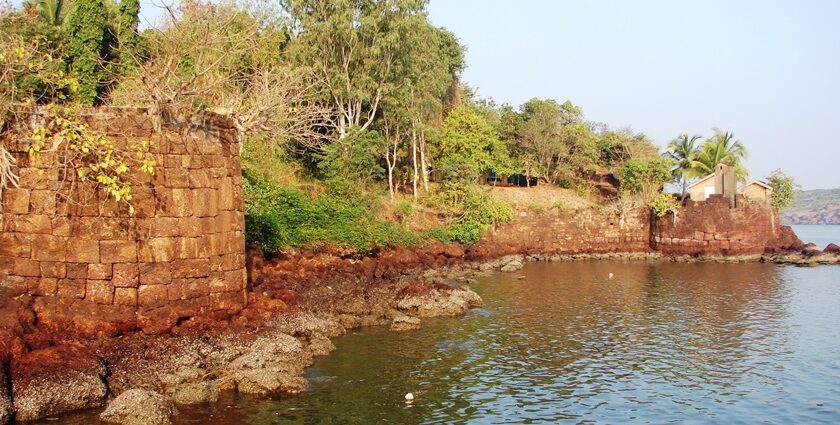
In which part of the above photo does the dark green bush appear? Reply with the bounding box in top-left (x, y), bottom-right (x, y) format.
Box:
top-left (244, 171), bottom-right (515, 252)
top-left (424, 181), bottom-right (514, 244)
top-left (244, 172), bottom-right (420, 252)
top-left (317, 127), bottom-right (386, 182)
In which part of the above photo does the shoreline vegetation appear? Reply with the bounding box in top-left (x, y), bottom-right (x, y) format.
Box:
top-left (0, 0), bottom-right (837, 424)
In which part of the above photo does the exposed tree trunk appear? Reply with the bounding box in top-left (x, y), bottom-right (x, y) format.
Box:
top-left (419, 128), bottom-right (429, 192)
top-left (411, 121), bottom-right (418, 200)
top-left (384, 122), bottom-right (400, 201)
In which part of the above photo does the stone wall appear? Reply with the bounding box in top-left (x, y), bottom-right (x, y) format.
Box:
top-left (471, 207), bottom-right (652, 258)
top-left (0, 108), bottom-right (247, 337)
top-left (650, 194), bottom-right (800, 255)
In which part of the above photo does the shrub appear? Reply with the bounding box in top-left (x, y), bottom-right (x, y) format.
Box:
top-left (649, 192), bottom-right (680, 218)
top-left (767, 169), bottom-right (797, 211)
top-left (317, 127), bottom-right (386, 182)
top-left (426, 182), bottom-right (514, 244)
top-left (619, 157), bottom-right (673, 197)
top-left (396, 199), bottom-right (414, 223)
top-left (552, 201), bottom-right (570, 212)
top-left (243, 172), bottom-right (415, 252)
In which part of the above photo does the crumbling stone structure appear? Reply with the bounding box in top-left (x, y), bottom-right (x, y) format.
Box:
top-left (473, 208), bottom-right (652, 257)
top-left (0, 108), bottom-right (247, 337)
top-left (650, 194), bottom-right (801, 255)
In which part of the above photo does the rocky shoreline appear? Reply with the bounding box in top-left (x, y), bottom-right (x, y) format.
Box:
top-left (1, 265), bottom-right (484, 424)
top-left (2, 241), bottom-right (840, 424)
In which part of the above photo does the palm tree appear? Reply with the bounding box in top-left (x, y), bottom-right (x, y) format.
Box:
top-left (693, 128), bottom-right (749, 181)
top-left (665, 133), bottom-right (702, 200)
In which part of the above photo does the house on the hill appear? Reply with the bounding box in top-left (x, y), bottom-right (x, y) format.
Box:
top-left (688, 163), bottom-right (737, 204)
top-left (687, 173), bottom-right (717, 202)
top-left (743, 180), bottom-right (773, 204)
top-left (687, 164), bottom-right (773, 206)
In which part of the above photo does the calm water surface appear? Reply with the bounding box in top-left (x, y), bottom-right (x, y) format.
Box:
top-left (791, 224), bottom-right (840, 250)
top-left (55, 261), bottom-right (840, 424)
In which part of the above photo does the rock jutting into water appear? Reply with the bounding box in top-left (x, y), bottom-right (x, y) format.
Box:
top-left (100, 389), bottom-right (174, 425)
top-left (390, 316), bottom-right (422, 331)
top-left (11, 345), bottom-right (109, 421)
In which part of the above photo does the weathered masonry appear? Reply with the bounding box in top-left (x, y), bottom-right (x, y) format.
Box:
top-left (0, 108), bottom-right (247, 336)
top-left (650, 194), bottom-right (801, 255)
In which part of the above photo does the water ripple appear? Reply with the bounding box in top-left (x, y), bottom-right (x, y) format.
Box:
top-left (51, 261), bottom-right (840, 425)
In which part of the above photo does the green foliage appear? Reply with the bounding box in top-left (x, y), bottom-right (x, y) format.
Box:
top-left (767, 169), bottom-right (797, 211)
top-left (284, 0), bottom-right (432, 137)
top-left (396, 200), bottom-right (414, 223)
top-left (318, 128), bottom-right (386, 181)
top-left (29, 0), bottom-right (68, 26)
top-left (649, 192), bottom-right (681, 218)
top-left (595, 128), bottom-right (658, 168)
top-left (64, 0), bottom-right (110, 105)
top-left (438, 105), bottom-right (513, 180)
top-left (243, 173), bottom-right (419, 252)
top-left (619, 157), bottom-right (674, 196)
top-left (240, 135), bottom-right (304, 184)
top-left (0, 6), bottom-right (74, 103)
top-left (691, 128), bottom-right (748, 180)
top-left (552, 201), bottom-right (570, 212)
top-left (27, 104), bottom-right (155, 214)
top-left (115, 0), bottom-right (141, 69)
top-left (665, 133), bottom-right (702, 197)
top-left (425, 182), bottom-right (514, 244)
top-left (513, 98), bottom-right (599, 185)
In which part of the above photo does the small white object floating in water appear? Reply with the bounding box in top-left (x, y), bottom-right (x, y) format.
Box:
top-left (405, 393), bottom-right (414, 402)
top-left (608, 273), bottom-right (614, 279)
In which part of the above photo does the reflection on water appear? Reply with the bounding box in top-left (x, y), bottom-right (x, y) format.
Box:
top-left (51, 261), bottom-right (840, 424)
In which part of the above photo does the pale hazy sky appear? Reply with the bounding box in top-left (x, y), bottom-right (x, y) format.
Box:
top-left (427, 0), bottom-right (840, 190)
top-left (16, 0), bottom-right (839, 189)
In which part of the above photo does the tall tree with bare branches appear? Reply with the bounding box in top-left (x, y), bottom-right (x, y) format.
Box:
top-left (283, 0), bottom-right (428, 140)
top-left (110, 1), bottom-right (330, 149)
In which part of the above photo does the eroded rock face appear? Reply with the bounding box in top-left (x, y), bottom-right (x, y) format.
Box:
top-left (169, 381), bottom-right (219, 405)
top-left (824, 243), bottom-right (840, 254)
top-left (221, 331), bottom-right (313, 395)
top-left (390, 316), bottom-right (421, 332)
top-left (11, 346), bottom-right (108, 421)
top-left (271, 313), bottom-right (345, 339)
top-left (100, 389), bottom-right (174, 425)
top-left (396, 286), bottom-right (483, 317)
top-left (306, 335), bottom-right (336, 357)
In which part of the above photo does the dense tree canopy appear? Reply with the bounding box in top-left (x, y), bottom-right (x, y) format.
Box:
top-left (438, 104), bottom-right (512, 180)
top-left (513, 99), bottom-right (596, 185)
top-left (63, 0), bottom-right (110, 105)
top-left (0, 0), bottom-right (772, 251)
top-left (284, 0), bottom-right (429, 139)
